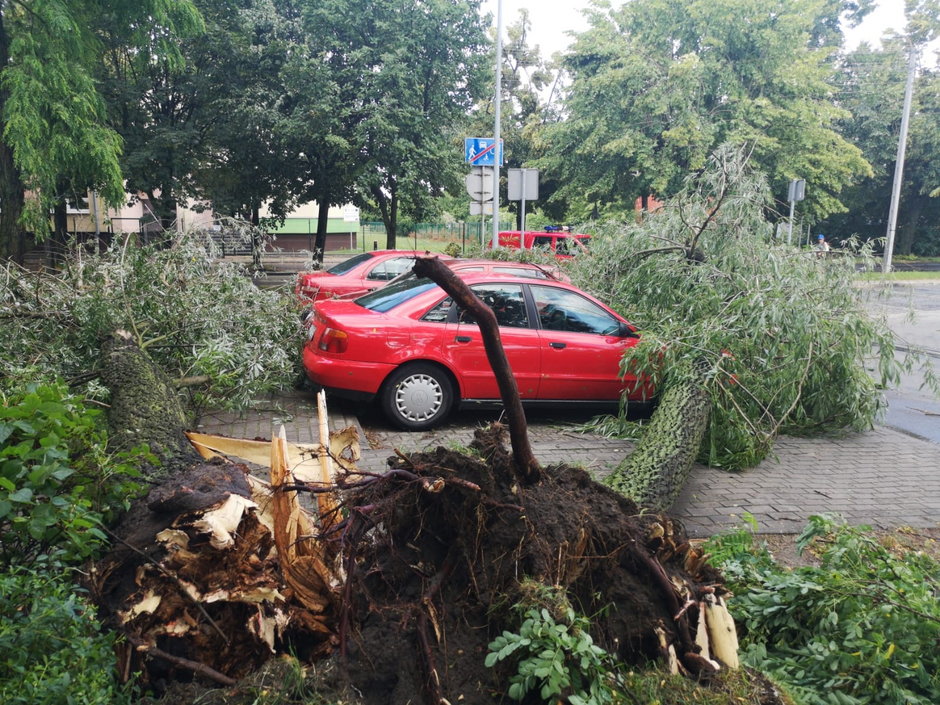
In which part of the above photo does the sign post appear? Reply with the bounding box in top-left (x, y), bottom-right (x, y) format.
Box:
top-left (508, 168), bottom-right (539, 235)
top-left (787, 179), bottom-right (806, 245)
top-left (465, 165), bottom-right (494, 246)
top-left (465, 144), bottom-right (501, 247)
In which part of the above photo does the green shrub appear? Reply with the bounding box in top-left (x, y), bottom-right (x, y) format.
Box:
top-left (706, 515), bottom-right (940, 705)
top-left (0, 564), bottom-right (134, 705)
top-left (0, 381), bottom-right (146, 567)
top-left (486, 585), bottom-right (621, 704)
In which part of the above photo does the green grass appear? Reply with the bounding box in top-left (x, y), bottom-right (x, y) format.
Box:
top-left (859, 270), bottom-right (940, 281)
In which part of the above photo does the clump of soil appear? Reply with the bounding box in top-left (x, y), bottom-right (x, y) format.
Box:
top-left (336, 425), bottom-right (724, 704)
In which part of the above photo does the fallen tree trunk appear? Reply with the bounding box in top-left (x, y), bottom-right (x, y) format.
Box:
top-left (605, 374), bottom-right (711, 511)
top-left (100, 330), bottom-right (199, 479)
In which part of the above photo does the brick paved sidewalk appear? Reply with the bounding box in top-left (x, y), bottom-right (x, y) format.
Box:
top-left (196, 390), bottom-right (940, 539)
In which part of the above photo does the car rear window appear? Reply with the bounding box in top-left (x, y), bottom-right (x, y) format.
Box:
top-left (356, 277), bottom-right (438, 313)
top-left (327, 252), bottom-right (373, 275)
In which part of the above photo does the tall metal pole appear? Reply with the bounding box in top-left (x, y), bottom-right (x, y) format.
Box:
top-left (520, 170), bottom-right (527, 236)
top-left (480, 167), bottom-right (487, 247)
top-left (787, 198), bottom-right (795, 245)
top-left (491, 0), bottom-right (503, 247)
top-left (883, 46), bottom-right (917, 274)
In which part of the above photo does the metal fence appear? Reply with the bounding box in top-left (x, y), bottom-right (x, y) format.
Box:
top-left (361, 220), bottom-right (515, 251)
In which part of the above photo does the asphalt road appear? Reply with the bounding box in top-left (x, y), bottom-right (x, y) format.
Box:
top-left (872, 283), bottom-right (940, 443)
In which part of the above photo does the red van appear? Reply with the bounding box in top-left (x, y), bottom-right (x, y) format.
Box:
top-left (492, 230), bottom-right (591, 258)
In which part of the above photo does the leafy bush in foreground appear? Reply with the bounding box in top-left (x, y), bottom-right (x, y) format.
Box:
top-left (486, 584), bottom-right (621, 705)
top-left (707, 515), bottom-right (940, 705)
top-left (0, 565), bottom-right (133, 705)
top-left (0, 380), bottom-right (145, 567)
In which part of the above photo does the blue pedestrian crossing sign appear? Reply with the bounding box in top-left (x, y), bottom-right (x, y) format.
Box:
top-left (465, 138), bottom-right (503, 167)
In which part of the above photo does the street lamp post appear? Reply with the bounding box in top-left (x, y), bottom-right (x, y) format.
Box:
top-left (491, 0), bottom-right (503, 248)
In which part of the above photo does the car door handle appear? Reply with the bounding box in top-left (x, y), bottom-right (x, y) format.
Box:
top-left (455, 335), bottom-right (472, 343)
top-left (549, 342), bottom-right (566, 349)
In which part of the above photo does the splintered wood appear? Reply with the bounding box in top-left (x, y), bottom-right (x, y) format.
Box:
top-left (110, 392), bottom-right (356, 683)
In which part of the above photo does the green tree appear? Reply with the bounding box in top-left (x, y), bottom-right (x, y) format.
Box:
top-left (542, 0), bottom-right (872, 221)
top-left (0, 0), bottom-right (202, 261)
top-left (101, 0), bottom-right (249, 230)
top-left (342, 0), bottom-right (489, 247)
top-left (573, 146), bottom-right (918, 470)
top-left (823, 3), bottom-right (940, 255)
top-left (189, 0), bottom-right (304, 228)
top-left (277, 0), bottom-right (370, 261)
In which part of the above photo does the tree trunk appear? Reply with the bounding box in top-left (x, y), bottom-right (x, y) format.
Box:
top-left (896, 193), bottom-right (926, 256)
top-left (0, 141), bottom-right (26, 262)
top-left (371, 181), bottom-right (398, 249)
top-left (412, 256), bottom-right (541, 484)
top-left (48, 198), bottom-right (69, 267)
top-left (314, 195), bottom-right (331, 264)
top-left (100, 330), bottom-right (199, 478)
top-left (606, 376), bottom-right (710, 511)
top-left (0, 15), bottom-right (26, 263)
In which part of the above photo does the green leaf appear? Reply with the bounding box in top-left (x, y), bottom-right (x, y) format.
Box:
top-left (9, 488), bottom-right (34, 503)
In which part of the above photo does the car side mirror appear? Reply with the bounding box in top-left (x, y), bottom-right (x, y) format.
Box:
top-left (620, 322), bottom-right (639, 339)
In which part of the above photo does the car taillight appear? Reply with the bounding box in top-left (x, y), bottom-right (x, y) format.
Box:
top-left (295, 278), bottom-right (320, 301)
top-left (318, 328), bottom-right (348, 353)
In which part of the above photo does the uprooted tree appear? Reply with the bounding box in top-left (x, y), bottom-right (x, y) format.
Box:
top-left (88, 264), bottom-right (758, 703)
top-left (571, 144), bottom-right (936, 472)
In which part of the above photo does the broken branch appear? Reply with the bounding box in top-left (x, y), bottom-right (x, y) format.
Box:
top-left (412, 256), bottom-right (541, 484)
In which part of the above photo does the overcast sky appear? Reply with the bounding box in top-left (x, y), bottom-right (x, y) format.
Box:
top-left (478, 0), bottom-right (918, 58)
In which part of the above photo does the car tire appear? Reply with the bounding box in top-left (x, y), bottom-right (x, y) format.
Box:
top-left (381, 363), bottom-right (454, 430)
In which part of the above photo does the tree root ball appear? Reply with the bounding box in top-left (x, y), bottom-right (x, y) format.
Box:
top-left (338, 425), bottom-right (725, 705)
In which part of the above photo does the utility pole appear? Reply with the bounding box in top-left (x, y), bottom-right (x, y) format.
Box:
top-left (491, 0), bottom-right (503, 248)
top-left (883, 45), bottom-right (917, 274)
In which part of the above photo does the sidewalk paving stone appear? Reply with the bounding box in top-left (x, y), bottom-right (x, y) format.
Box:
top-left (196, 391), bottom-right (939, 539)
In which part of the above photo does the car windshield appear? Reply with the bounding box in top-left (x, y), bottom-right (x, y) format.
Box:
top-left (356, 277), bottom-right (438, 313)
top-left (327, 252), bottom-right (373, 275)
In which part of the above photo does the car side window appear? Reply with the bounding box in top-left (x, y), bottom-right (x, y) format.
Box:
top-left (532, 235), bottom-right (553, 251)
top-left (555, 238), bottom-right (574, 256)
top-left (422, 296), bottom-right (454, 323)
top-left (367, 257), bottom-right (415, 281)
top-left (458, 284), bottom-right (529, 328)
top-left (531, 285), bottom-right (620, 335)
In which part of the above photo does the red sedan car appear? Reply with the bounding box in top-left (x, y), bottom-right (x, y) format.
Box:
top-left (302, 272), bottom-right (652, 430)
top-left (295, 250), bottom-right (453, 303)
top-left (296, 251), bottom-right (566, 303)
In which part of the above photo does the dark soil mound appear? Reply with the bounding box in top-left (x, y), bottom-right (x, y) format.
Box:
top-left (338, 425), bottom-right (723, 704)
